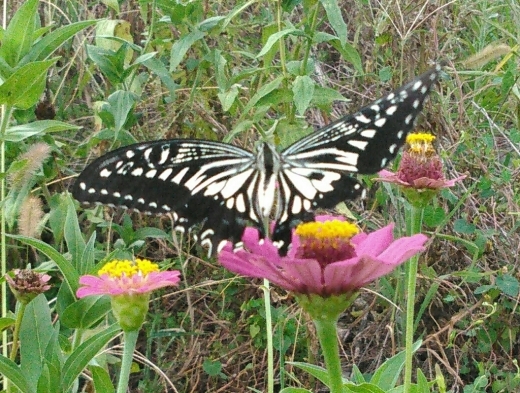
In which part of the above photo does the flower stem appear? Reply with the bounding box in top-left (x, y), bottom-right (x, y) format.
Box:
top-left (403, 204), bottom-right (424, 392)
top-left (313, 317), bottom-right (343, 393)
top-left (262, 278), bottom-right (274, 393)
top-left (116, 330), bottom-right (139, 393)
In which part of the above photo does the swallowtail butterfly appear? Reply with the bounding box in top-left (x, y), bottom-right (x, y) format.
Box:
top-left (73, 65), bottom-right (442, 256)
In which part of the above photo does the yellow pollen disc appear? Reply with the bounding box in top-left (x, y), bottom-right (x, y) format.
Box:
top-left (98, 258), bottom-right (160, 278)
top-left (295, 220), bottom-right (359, 240)
top-left (406, 132), bottom-right (436, 144)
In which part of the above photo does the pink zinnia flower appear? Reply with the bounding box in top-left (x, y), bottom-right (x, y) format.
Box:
top-left (218, 216), bottom-right (427, 297)
top-left (77, 258), bottom-right (180, 298)
top-left (376, 133), bottom-right (466, 190)
top-left (77, 259), bottom-right (180, 332)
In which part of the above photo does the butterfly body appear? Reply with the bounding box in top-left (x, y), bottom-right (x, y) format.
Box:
top-left (73, 65), bottom-right (443, 255)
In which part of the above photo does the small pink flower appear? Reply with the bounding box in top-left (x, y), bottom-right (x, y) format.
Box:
top-left (218, 216), bottom-right (427, 297)
top-left (77, 259), bottom-right (180, 298)
top-left (376, 133), bottom-right (466, 190)
top-left (6, 269), bottom-right (52, 304)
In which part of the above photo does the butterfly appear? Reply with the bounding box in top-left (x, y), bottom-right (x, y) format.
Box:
top-left (73, 64), bottom-right (443, 256)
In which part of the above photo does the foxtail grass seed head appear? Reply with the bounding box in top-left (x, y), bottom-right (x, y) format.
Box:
top-left (9, 143), bottom-right (51, 190)
top-left (18, 196), bottom-right (44, 238)
top-left (462, 43), bottom-right (512, 69)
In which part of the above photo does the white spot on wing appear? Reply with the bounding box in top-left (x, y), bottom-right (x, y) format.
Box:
top-left (412, 80), bottom-right (422, 91)
top-left (126, 150), bottom-right (135, 158)
top-left (360, 129), bottom-right (376, 139)
top-left (374, 118), bottom-right (387, 127)
top-left (158, 168), bottom-right (173, 181)
top-left (348, 140), bottom-right (369, 151)
top-left (79, 182), bottom-right (86, 190)
top-left (145, 169), bottom-right (157, 178)
top-left (386, 105), bottom-right (397, 115)
top-left (131, 167), bottom-right (143, 176)
top-left (171, 167), bottom-right (190, 184)
top-left (100, 168), bottom-right (112, 177)
top-left (355, 114), bottom-right (371, 124)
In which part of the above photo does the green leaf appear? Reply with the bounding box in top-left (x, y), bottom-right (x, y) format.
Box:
top-left (203, 359), bottom-right (222, 376)
top-left (169, 29), bottom-right (206, 72)
top-left (370, 341), bottom-right (421, 389)
top-left (22, 20), bottom-right (98, 64)
top-left (107, 90), bottom-right (138, 133)
top-left (218, 85), bottom-right (239, 112)
top-left (292, 75), bottom-right (315, 115)
top-left (64, 195), bottom-right (86, 273)
top-left (344, 382), bottom-right (386, 393)
top-left (87, 44), bottom-right (124, 85)
top-left (0, 317), bottom-right (16, 331)
top-left (0, 59), bottom-right (57, 109)
top-left (240, 76), bottom-right (284, 117)
top-left (5, 120), bottom-right (81, 142)
top-left (61, 324), bottom-right (120, 392)
top-left (280, 388), bottom-right (312, 393)
top-left (257, 28), bottom-right (301, 58)
top-left (20, 295), bottom-right (56, 393)
top-left (496, 274), bottom-right (519, 297)
top-left (0, 355), bottom-right (33, 393)
top-left (287, 362), bottom-right (333, 386)
top-left (61, 296), bottom-right (112, 329)
top-left (90, 365), bottom-right (115, 393)
top-left (453, 219), bottom-right (476, 234)
top-left (7, 234), bottom-right (80, 294)
top-left (0, 0), bottom-right (38, 68)
top-left (423, 206), bottom-right (446, 227)
top-left (319, 0), bottom-right (347, 47)
top-left (142, 56), bottom-right (179, 100)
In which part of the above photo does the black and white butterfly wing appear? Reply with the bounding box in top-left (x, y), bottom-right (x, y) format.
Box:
top-left (271, 65), bottom-right (443, 248)
top-left (72, 139), bottom-right (263, 255)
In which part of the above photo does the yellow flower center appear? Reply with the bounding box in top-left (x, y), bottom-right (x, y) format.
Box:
top-left (295, 220), bottom-right (359, 239)
top-left (405, 132), bottom-right (436, 157)
top-left (98, 258), bottom-right (160, 278)
top-left (295, 220), bottom-right (359, 265)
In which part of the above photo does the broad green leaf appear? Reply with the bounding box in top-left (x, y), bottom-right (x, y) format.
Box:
top-left (20, 295), bottom-right (55, 393)
top-left (292, 75), bottom-right (315, 115)
top-left (142, 56), bottom-right (179, 99)
top-left (22, 20), bottom-right (98, 64)
top-left (313, 32), bottom-right (363, 74)
top-left (90, 365), bottom-right (115, 393)
top-left (65, 194), bottom-right (86, 273)
top-left (287, 362), bottom-right (334, 386)
top-left (280, 388), bottom-right (312, 393)
top-left (370, 341), bottom-right (421, 389)
top-left (81, 232), bottom-right (97, 274)
top-left (257, 28), bottom-right (301, 58)
top-left (61, 324), bottom-right (120, 392)
top-left (169, 30), bottom-right (206, 72)
top-left (453, 219), bottom-right (476, 234)
top-left (8, 234), bottom-right (80, 294)
top-left (107, 90), bottom-right (138, 133)
top-left (496, 274), bottom-right (520, 297)
top-left (0, 0), bottom-right (38, 68)
top-left (0, 59), bottom-right (56, 109)
top-left (101, 0), bottom-right (120, 13)
top-left (312, 86), bottom-right (348, 108)
top-left (87, 44), bottom-right (125, 85)
top-left (319, 0), bottom-right (347, 47)
top-left (4, 120), bottom-right (81, 142)
top-left (240, 76), bottom-right (284, 117)
top-left (61, 296), bottom-right (111, 329)
top-left (218, 85), bottom-right (239, 112)
top-left (0, 355), bottom-right (33, 393)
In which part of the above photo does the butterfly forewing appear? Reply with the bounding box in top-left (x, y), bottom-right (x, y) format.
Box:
top-left (73, 139), bottom-right (261, 254)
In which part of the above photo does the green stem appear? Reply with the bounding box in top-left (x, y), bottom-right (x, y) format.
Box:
top-left (9, 302), bottom-right (25, 362)
top-left (262, 278), bottom-right (274, 393)
top-left (403, 204), bottom-right (424, 392)
top-left (116, 329), bottom-right (139, 393)
top-left (314, 317), bottom-right (343, 393)
top-left (1, 105), bottom-right (13, 369)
